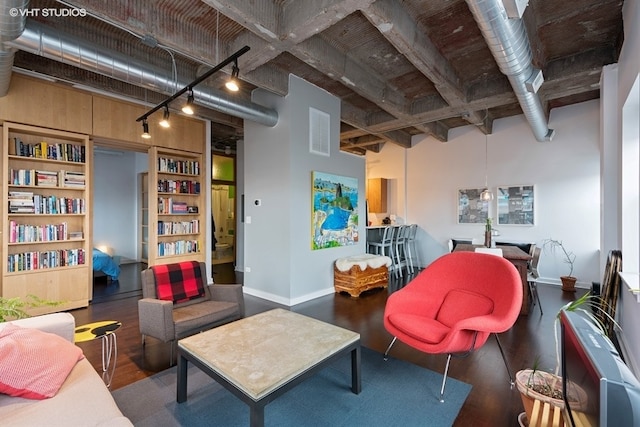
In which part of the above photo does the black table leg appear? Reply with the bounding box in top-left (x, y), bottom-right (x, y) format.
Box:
top-left (351, 345), bottom-right (361, 394)
top-left (250, 403), bottom-right (265, 427)
top-left (177, 353), bottom-right (188, 403)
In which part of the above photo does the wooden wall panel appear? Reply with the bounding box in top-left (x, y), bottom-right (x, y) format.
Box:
top-left (0, 75), bottom-right (92, 134)
top-left (92, 95), bottom-right (205, 153)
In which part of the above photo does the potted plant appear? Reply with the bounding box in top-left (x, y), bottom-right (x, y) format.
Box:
top-left (543, 238), bottom-right (577, 292)
top-left (0, 295), bottom-right (62, 322)
top-left (516, 292), bottom-right (619, 425)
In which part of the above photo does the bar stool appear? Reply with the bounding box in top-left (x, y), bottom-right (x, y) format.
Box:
top-left (392, 225), bottom-right (410, 279)
top-left (367, 225), bottom-right (395, 261)
top-left (405, 224), bottom-right (419, 273)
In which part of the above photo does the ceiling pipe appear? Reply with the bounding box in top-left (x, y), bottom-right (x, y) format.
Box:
top-left (3, 20), bottom-right (278, 127)
top-left (0, 0), bottom-right (29, 96)
top-left (465, 0), bottom-right (555, 142)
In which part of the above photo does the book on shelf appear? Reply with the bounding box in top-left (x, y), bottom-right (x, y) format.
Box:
top-left (36, 170), bottom-right (59, 187)
top-left (61, 170), bottom-right (86, 188)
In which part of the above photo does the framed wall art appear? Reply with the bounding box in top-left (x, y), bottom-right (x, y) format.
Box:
top-left (457, 188), bottom-right (489, 224)
top-left (311, 171), bottom-right (359, 250)
top-left (497, 185), bottom-right (535, 225)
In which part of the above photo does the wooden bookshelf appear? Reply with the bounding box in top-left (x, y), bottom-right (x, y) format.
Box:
top-left (139, 172), bottom-right (149, 264)
top-left (2, 122), bottom-right (92, 314)
top-left (147, 147), bottom-right (205, 265)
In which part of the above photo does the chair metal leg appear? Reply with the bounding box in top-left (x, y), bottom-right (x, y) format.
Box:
top-left (440, 354), bottom-right (452, 402)
top-left (529, 281), bottom-right (543, 315)
top-left (383, 337), bottom-right (397, 361)
top-left (494, 333), bottom-right (515, 386)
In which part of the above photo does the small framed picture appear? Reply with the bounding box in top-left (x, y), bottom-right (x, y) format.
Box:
top-left (497, 185), bottom-right (535, 225)
top-left (457, 188), bottom-right (489, 224)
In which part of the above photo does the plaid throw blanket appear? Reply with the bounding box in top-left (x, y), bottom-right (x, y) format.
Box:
top-left (152, 261), bottom-right (205, 303)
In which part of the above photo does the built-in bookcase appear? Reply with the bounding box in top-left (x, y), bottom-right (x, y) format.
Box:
top-left (1, 122), bottom-right (92, 314)
top-left (147, 147), bottom-right (205, 265)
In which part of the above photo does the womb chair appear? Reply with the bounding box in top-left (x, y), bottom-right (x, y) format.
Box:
top-left (383, 251), bottom-right (522, 402)
top-left (138, 261), bottom-right (245, 363)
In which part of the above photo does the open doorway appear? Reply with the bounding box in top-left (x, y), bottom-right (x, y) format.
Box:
top-left (92, 143), bottom-right (148, 302)
top-left (211, 154), bottom-right (236, 269)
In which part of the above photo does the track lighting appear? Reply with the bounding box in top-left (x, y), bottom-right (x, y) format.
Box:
top-left (135, 46), bottom-right (250, 127)
top-left (159, 106), bottom-right (170, 128)
top-left (225, 60), bottom-right (240, 92)
top-left (141, 119), bottom-right (151, 139)
top-left (182, 87), bottom-right (195, 115)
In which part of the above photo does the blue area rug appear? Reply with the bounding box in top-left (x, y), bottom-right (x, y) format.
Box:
top-left (112, 347), bottom-right (471, 426)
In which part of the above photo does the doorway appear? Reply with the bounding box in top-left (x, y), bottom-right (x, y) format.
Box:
top-left (211, 154), bottom-right (236, 267)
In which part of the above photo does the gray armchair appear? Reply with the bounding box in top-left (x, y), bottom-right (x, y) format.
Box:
top-left (138, 261), bottom-right (244, 362)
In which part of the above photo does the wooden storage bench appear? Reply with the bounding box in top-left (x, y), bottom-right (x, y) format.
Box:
top-left (334, 254), bottom-right (392, 297)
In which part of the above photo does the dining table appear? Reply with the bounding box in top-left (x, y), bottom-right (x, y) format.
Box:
top-left (453, 243), bottom-right (533, 315)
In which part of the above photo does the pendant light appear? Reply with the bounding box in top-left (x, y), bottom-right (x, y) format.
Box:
top-left (480, 131), bottom-right (494, 201)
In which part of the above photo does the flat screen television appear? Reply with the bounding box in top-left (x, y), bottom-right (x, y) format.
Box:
top-left (561, 310), bottom-right (640, 426)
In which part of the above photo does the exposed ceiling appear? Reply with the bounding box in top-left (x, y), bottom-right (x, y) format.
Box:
top-left (5, 0), bottom-right (624, 155)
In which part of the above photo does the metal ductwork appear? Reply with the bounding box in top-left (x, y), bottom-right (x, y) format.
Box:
top-left (0, 0), bottom-right (29, 96)
top-left (465, 0), bottom-right (555, 142)
top-left (3, 20), bottom-right (278, 127)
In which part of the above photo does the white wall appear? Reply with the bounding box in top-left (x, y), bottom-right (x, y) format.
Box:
top-left (93, 148), bottom-right (147, 261)
top-left (615, 0), bottom-right (640, 376)
top-left (367, 100), bottom-right (601, 288)
top-left (243, 75), bottom-right (365, 305)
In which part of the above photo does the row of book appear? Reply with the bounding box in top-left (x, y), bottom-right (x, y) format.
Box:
top-left (158, 157), bottom-right (200, 175)
top-left (158, 220), bottom-right (200, 235)
top-left (158, 197), bottom-right (197, 214)
top-left (157, 179), bottom-right (200, 194)
top-left (157, 240), bottom-right (200, 256)
top-left (6, 248), bottom-right (86, 272)
top-left (9, 191), bottom-right (85, 214)
top-left (9, 169), bottom-right (86, 188)
top-left (7, 220), bottom-right (79, 243)
top-left (9, 137), bottom-right (86, 163)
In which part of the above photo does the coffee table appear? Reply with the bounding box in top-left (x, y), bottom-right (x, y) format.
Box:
top-left (177, 308), bottom-right (361, 427)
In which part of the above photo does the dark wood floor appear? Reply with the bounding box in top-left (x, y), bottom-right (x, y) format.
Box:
top-left (71, 263), bottom-right (587, 427)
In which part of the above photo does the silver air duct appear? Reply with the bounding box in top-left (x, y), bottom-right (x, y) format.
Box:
top-left (465, 0), bottom-right (554, 141)
top-left (4, 20), bottom-right (278, 127)
top-left (0, 0), bottom-right (29, 95)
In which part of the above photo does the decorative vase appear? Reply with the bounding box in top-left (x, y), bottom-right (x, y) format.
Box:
top-left (484, 231), bottom-right (491, 248)
top-left (561, 276), bottom-right (577, 292)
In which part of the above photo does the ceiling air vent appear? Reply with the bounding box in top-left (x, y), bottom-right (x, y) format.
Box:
top-left (309, 107), bottom-right (330, 156)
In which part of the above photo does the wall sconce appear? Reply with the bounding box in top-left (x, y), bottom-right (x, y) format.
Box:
top-left (159, 105), bottom-right (170, 128)
top-left (141, 119), bottom-right (151, 139)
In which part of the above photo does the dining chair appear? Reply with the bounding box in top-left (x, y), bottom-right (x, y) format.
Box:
top-left (527, 246), bottom-right (543, 315)
top-left (474, 247), bottom-right (504, 257)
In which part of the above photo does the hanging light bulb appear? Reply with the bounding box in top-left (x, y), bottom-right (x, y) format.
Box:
top-left (159, 105), bottom-right (170, 128)
top-left (480, 131), bottom-right (493, 201)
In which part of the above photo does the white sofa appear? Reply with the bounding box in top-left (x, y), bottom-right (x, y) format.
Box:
top-left (0, 313), bottom-right (132, 426)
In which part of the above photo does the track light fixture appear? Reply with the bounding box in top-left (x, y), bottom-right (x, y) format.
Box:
top-left (141, 118), bottom-right (151, 139)
top-left (182, 88), bottom-right (195, 115)
top-left (135, 46), bottom-right (250, 128)
top-left (225, 60), bottom-right (240, 92)
top-left (159, 105), bottom-right (171, 128)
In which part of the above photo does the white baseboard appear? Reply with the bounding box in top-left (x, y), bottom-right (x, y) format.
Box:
top-left (242, 286), bottom-right (335, 307)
